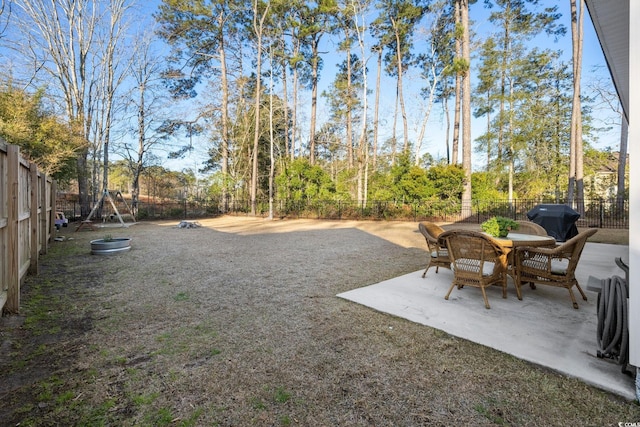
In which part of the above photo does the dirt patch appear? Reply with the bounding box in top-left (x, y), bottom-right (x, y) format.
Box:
top-left (0, 217), bottom-right (636, 426)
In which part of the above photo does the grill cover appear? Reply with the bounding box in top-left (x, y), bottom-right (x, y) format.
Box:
top-left (526, 204), bottom-right (580, 242)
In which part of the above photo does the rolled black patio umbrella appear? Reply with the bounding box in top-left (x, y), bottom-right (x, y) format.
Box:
top-left (526, 204), bottom-right (580, 242)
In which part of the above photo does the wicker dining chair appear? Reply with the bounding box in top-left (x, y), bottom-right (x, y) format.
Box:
top-left (439, 229), bottom-right (509, 309)
top-left (515, 220), bottom-right (549, 236)
top-left (514, 228), bottom-right (598, 309)
top-left (504, 220), bottom-right (555, 280)
top-left (418, 222), bottom-right (451, 277)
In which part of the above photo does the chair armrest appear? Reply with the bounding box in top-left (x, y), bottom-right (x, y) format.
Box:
top-left (516, 243), bottom-right (575, 264)
top-left (514, 245), bottom-right (564, 257)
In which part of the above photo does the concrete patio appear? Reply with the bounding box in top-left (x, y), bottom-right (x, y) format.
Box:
top-left (338, 242), bottom-right (636, 400)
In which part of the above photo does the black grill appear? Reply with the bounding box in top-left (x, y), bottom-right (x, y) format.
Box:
top-left (527, 204), bottom-right (580, 242)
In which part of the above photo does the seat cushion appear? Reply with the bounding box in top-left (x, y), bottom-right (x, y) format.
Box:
top-left (550, 259), bottom-right (569, 275)
top-left (453, 258), bottom-right (495, 276)
top-left (522, 258), bottom-right (568, 275)
top-left (431, 249), bottom-right (448, 258)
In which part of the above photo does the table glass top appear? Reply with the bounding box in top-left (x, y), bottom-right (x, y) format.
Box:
top-left (488, 232), bottom-right (556, 247)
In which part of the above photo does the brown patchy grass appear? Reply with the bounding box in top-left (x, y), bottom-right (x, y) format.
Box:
top-left (0, 216), bottom-right (636, 426)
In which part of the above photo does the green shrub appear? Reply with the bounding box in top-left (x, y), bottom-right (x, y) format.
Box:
top-left (481, 216), bottom-right (519, 237)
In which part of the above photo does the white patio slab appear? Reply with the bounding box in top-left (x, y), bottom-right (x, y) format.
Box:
top-left (338, 242), bottom-right (636, 400)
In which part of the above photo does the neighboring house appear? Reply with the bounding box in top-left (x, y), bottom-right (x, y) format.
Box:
top-left (586, 152), bottom-right (629, 199)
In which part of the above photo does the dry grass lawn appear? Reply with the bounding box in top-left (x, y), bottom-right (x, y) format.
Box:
top-left (0, 216), bottom-right (636, 426)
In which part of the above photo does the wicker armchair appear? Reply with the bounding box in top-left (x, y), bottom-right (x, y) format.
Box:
top-left (514, 228), bottom-right (598, 309)
top-left (439, 230), bottom-right (509, 309)
top-left (418, 222), bottom-right (451, 277)
top-left (515, 220), bottom-right (548, 236)
top-left (504, 220), bottom-right (554, 280)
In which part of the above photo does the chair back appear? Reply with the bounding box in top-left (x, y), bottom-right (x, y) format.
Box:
top-left (419, 222), bottom-right (451, 277)
top-left (515, 220), bottom-right (548, 236)
top-left (419, 222), bottom-right (445, 242)
top-left (419, 222), bottom-right (446, 251)
top-left (440, 230), bottom-right (507, 274)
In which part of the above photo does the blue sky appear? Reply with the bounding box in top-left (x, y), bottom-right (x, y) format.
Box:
top-left (0, 1), bottom-right (616, 174)
top-left (122, 1), bottom-right (619, 173)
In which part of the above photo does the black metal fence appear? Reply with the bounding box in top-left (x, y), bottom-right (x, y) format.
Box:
top-left (56, 197), bottom-right (629, 229)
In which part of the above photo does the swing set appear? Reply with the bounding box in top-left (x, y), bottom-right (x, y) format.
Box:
top-left (77, 189), bottom-right (136, 231)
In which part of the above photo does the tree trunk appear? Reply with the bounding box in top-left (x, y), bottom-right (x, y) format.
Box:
top-left (574, 0), bottom-right (585, 213)
top-left (250, 0), bottom-right (270, 215)
top-left (373, 47), bottom-right (382, 169)
top-left (443, 94), bottom-right (451, 164)
top-left (291, 36), bottom-right (301, 161)
top-left (219, 15), bottom-right (230, 213)
top-left (292, 64), bottom-right (299, 161)
top-left (354, 6), bottom-right (369, 204)
top-left (391, 17), bottom-right (409, 154)
top-left (460, 0), bottom-right (472, 216)
top-left (498, 22), bottom-right (509, 172)
top-left (508, 59), bottom-right (514, 203)
top-left (414, 64), bottom-right (439, 166)
top-left (392, 87), bottom-right (398, 165)
top-left (451, 0), bottom-right (461, 165)
top-left (617, 114), bottom-right (628, 210)
top-left (281, 34), bottom-right (290, 164)
top-left (484, 91), bottom-right (491, 168)
top-left (346, 48), bottom-right (354, 169)
top-left (268, 47), bottom-right (275, 220)
top-left (569, 0), bottom-right (584, 208)
top-left (309, 37), bottom-right (320, 165)
top-left (133, 80), bottom-right (146, 216)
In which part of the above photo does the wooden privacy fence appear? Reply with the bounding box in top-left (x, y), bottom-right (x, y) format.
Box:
top-left (0, 141), bottom-right (56, 315)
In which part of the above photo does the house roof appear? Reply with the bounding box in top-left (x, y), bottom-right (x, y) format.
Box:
top-left (593, 152), bottom-right (628, 174)
top-left (584, 0), bottom-right (629, 122)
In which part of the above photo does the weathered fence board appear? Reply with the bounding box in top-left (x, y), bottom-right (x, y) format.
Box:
top-left (0, 141), bottom-right (55, 314)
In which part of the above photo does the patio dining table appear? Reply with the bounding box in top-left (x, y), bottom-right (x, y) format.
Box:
top-left (489, 232), bottom-right (556, 249)
top-left (488, 233), bottom-right (556, 266)
top-left (487, 232), bottom-right (557, 299)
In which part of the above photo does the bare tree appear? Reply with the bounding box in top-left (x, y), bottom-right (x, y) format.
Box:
top-left (0, 0), bottom-right (10, 39)
top-left (115, 32), bottom-right (168, 216)
top-left (14, 0), bottom-right (130, 216)
top-left (587, 70), bottom-right (628, 207)
top-left (413, 5), bottom-right (449, 165)
top-left (349, 0), bottom-right (372, 204)
top-left (249, 0), bottom-right (270, 215)
top-left (92, 0), bottom-right (131, 203)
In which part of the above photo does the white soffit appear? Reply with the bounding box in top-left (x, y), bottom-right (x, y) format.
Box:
top-left (585, 0), bottom-right (630, 121)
